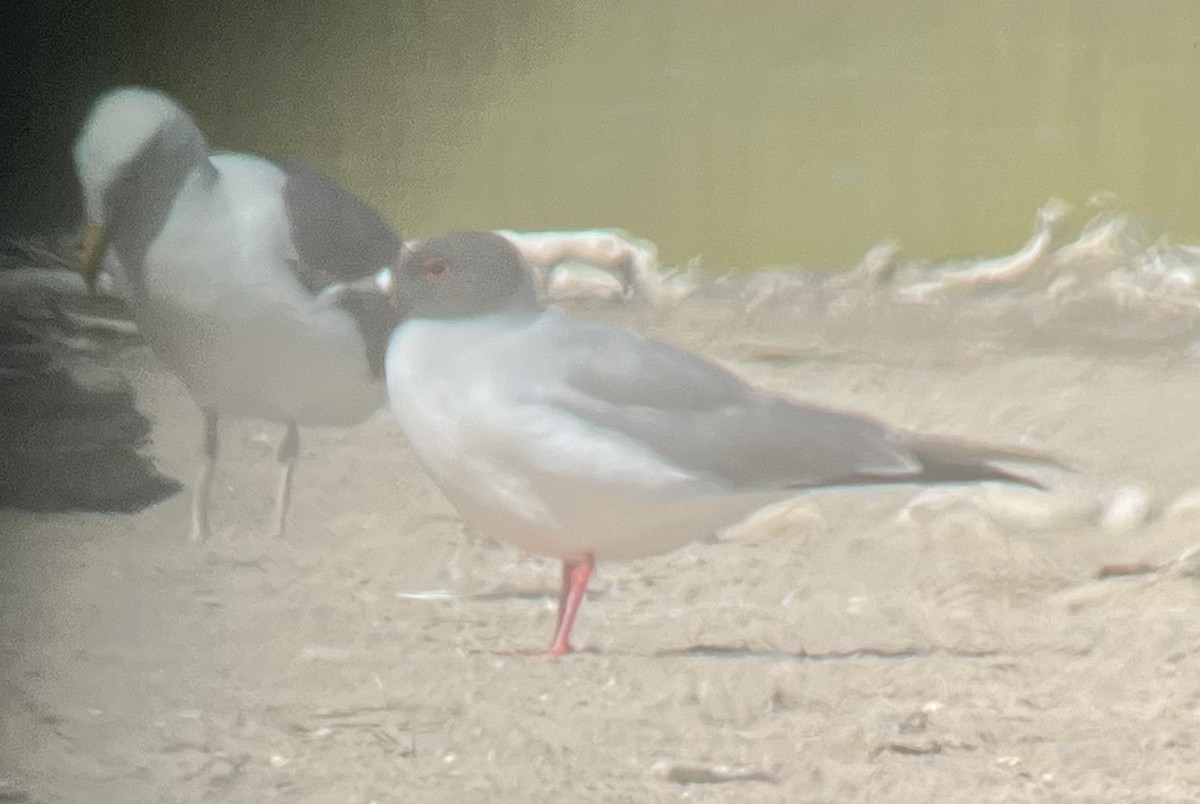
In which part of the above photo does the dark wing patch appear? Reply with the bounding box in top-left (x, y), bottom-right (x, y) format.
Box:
top-left (332, 285), bottom-right (401, 378)
top-left (279, 159), bottom-right (404, 376)
top-left (279, 159), bottom-right (401, 293)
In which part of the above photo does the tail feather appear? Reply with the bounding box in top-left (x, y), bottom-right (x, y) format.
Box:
top-left (896, 431), bottom-right (1067, 490)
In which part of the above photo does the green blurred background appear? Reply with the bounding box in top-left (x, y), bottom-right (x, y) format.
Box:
top-left (3, 1), bottom-right (1199, 268)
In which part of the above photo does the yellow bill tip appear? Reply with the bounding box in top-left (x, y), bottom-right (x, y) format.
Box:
top-left (79, 221), bottom-right (109, 295)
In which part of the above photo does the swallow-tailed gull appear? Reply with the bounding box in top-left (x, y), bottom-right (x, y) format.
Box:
top-left (73, 86), bottom-right (402, 541)
top-left (385, 231), bottom-right (1058, 656)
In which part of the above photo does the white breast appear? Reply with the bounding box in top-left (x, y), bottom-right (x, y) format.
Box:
top-left (386, 314), bottom-right (571, 553)
top-left (385, 313), bottom-right (783, 561)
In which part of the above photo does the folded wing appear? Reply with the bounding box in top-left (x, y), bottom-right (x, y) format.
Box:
top-left (538, 314), bottom-right (1051, 492)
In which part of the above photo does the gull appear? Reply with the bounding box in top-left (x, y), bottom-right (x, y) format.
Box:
top-left (384, 231), bottom-right (1061, 657)
top-left (73, 86), bottom-right (403, 541)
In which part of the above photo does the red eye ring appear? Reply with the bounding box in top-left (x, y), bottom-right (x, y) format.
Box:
top-left (419, 257), bottom-right (451, 284)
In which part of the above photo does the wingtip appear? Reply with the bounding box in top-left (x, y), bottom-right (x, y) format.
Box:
top-left (896, 431), bottom-right (1073, 490)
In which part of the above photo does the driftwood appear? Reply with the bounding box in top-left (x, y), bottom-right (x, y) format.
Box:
top-left (0, 260), bottom-right (178, 513)
top-left (494, 229), bottom-right (697, 305)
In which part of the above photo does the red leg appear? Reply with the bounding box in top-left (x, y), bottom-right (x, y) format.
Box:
top-left (553, 561), bottom-right (573, 633)
top-left (548, 553), bottom-right (594, 658)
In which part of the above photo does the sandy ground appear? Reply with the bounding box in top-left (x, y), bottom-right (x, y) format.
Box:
top-left (4, 291), bottom-right (1200, 803)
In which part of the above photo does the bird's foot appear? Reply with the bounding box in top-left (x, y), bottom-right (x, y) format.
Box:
top-left (267, 511), bottom-right (287, 540)
top-left (504, 643), bottom-right (576, 659)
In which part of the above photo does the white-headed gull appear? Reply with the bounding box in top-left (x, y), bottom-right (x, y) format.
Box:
top-left (384, 231), bottom-right (1059, 656)
top-left (73, 86), bottom-right (403, 541)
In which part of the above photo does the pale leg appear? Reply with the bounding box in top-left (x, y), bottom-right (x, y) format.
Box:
top-left (190, 409), bottom-right (218, 543)
top-left (269, 420), bottom-right (299, 539)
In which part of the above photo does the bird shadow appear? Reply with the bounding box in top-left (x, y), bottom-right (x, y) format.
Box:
top-left (654, 644), bottom-right (1006, 663)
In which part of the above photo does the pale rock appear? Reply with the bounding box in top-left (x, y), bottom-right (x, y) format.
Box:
top-left (1098, 484), bottom-right (1154, 535)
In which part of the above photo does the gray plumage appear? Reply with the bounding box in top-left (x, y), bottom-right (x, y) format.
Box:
top-left (384, 230), bottom-right (1061, 654)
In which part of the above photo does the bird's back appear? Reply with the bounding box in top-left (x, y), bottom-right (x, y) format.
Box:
top-left (128, 153), bottom-right (385, 425)
top-left (388, 306), bottom-right (1055, 560)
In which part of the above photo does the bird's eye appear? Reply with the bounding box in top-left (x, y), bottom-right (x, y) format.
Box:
top-left (418, 257), bottom-right (451, 284)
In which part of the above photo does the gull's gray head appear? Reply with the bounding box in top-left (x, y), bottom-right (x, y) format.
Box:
top-left (73, 86), bottom-right (206, 224)
top-left (392, 231), bottom-right (538, 319)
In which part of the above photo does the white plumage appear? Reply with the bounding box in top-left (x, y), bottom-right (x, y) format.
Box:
top-left (388, 310), bottom-right (794, 562)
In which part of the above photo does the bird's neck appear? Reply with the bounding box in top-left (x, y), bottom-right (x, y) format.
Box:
top-left (106, 135), bottom-right (213, 280)
top-left (401, 302), bottom-right (543, 342)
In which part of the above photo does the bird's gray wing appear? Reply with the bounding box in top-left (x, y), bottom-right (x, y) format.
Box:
top-left (535, 315), bottom-right (930, 492)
